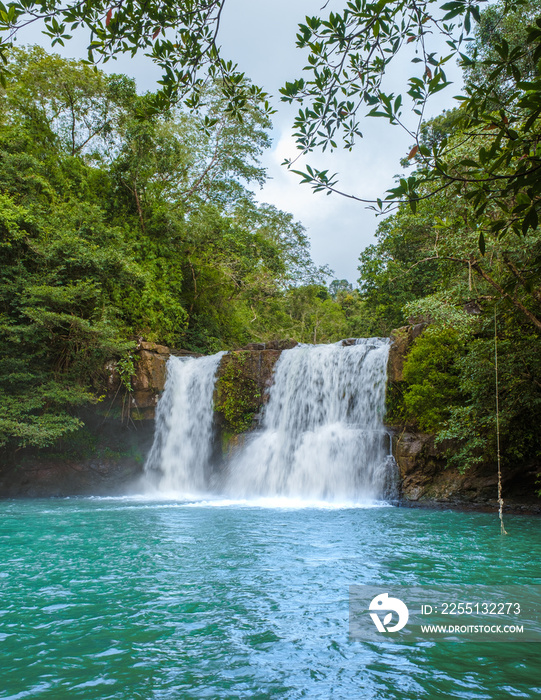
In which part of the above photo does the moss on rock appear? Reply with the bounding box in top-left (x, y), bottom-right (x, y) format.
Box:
top-left (215, 352), bottom-right (263, 433)
top-left (214, 349), bottom-right (281, 434)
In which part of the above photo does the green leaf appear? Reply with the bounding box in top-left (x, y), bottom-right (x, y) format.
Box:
top-left (478, 231), bottom-right (486, 256)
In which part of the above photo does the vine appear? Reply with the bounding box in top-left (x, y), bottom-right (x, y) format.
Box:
top-left (116, 352), bottom-right (138, 425)
top-left (117, 353), bottom-right (137, 392)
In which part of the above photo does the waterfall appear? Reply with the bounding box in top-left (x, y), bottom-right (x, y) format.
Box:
top-left (224, 339), bottom-right (393, 501)
top-left (144, 352), bottom-right (225, 495)
top-left (144, 340), bottom-right (395, 502)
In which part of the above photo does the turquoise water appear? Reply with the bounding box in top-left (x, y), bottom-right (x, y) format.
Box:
top-left (1, 498), bottom-right (540, 699)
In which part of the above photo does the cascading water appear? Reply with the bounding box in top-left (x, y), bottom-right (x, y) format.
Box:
top-left (144, 340), bottom-right (395, 502)
top-left (224, 339), bottom-right (393, 501)
top-left (144, 352), bottom-right (225, 494)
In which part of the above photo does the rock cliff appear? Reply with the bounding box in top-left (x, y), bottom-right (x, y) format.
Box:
top-left (105, 341), bottom-right (201, 420)
top-left (0, 340), bottom-right (294, 497)
top-left (0, 340), bottom-right (179, 497)
top-left (1, 334), bottom-right (539, 512)
top-left (214, 349), bottom-right (282, 434)
top-left (386, 326), bottom-right (541, 513)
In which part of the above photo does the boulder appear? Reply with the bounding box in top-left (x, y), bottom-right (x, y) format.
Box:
top-left (132, 349), bottom-right (169, 393)
top-left (104, 342), bottom-right (172, 419)
top-left (138, 340), bottom-right (170, 355)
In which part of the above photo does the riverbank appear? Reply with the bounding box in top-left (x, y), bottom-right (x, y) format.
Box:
top-left (1, 335), bottom-right (539, 513)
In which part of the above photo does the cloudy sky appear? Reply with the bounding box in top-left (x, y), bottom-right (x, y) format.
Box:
top-left (19, 0), bottom-right (463, 283)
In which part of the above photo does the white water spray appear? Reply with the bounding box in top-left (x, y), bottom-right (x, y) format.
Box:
top-left (144, 352), bottom-right (225, 495)
top-left (224, 339), bottom-right (393, 501)
top-left (144, 340), bottom-right (395, 502)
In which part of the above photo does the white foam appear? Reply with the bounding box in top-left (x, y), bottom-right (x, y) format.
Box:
top-left (226, 339), bottom-right (394, 500)
top-left (80, 495), bottom-right (394, 511)
top-left (144, 352), bottom-right (225, 492)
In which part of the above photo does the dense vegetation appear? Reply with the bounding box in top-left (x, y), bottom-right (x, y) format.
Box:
top-left (1, 0), bottom-right (539, 493)
top-left (0, 47), bottom-right (363, 450)
top-left (357, 1), bottom-right (541, 478)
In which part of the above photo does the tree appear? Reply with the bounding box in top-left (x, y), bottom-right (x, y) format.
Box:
top-left (329, 279), bottom-right (353, 299)
top-left (0, 0), bottom-right (272, 118)
top-left (281, 0), bottom-right (541, 243)
top-left (0, 47), bottom-right (345, 449)
top-left (1, 45), bottom-right (136, 158)
top-left (0, 140), bottom-right (137, 448)
top-left (357, 197), bottom-right (444, 333)
top-left (2, 1), bottom-right (539, 241)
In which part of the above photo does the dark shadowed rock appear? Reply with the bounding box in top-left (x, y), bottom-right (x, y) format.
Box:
top-left (463, 301), bottom-right (482, 315)
top-left (392, 424), bottom-right (541, 512)
top-left (0, 408), bottom-right (154, 498)
top-left (241, 343), bottom-right (266, 351)
top-left (267, 339), bottom-right (298, 351)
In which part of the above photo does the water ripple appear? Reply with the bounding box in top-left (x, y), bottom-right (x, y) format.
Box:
top-left (0, 500), bottom-right (539, 699)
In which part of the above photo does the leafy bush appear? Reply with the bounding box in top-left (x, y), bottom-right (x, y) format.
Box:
top-left (402, 327), bottom-right (467, 433)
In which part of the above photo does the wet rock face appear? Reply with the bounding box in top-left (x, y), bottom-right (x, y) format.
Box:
top-left (394, 431), bottom-right (541, 512)
top-left (123, 342), bottom-right (290, 422)
top-left (394, 432), bottom-right (456, 501)
top-left (130, 347), bottom-right (170, 417)
top-left (106, 342), bottom-right (201, 419)
top-left (133, 348), bottom-right (168, 392)
top-left (103, 340), bottom-right (298, 422)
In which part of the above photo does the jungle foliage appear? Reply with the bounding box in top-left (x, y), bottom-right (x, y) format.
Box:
top-left (357, 1), bottom-right (541, 476)
top-left (1, 0), bottom-right (540, 482)
top-left (2, 0), bottom-right (540, 229)
top-left (0, 47), bottom-right (356, 449)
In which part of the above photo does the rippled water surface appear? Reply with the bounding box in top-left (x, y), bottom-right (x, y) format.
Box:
top-left (1, 498), bottom-right (540, 699)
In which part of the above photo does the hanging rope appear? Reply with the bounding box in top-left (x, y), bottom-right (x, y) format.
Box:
top-left (494, 307), bottom-right (507, 535)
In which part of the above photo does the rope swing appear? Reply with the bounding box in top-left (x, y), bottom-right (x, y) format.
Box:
top-left (494, 307), bottom-right (507, 535)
